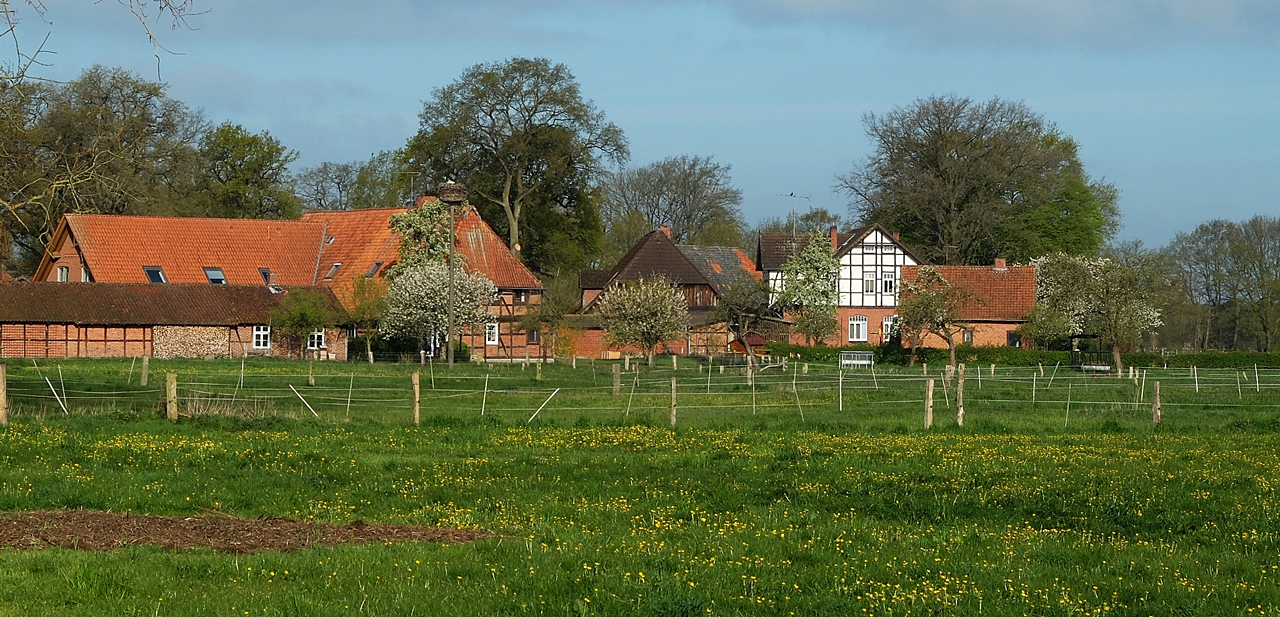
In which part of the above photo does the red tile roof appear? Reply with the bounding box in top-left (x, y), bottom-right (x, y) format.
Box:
top-left (301, 208), bottom-right (406, 306)
top-left (455, 206), bottom-right (543, 289)
top-left (900, 265), bottom-right (1036, 321)
top-left (0, 282), bottom-right (346, 326)
top-left (40, 214), bottom-right (324, 286)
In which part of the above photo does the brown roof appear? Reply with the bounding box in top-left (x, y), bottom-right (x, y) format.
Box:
top-left (677, 245), bottom-right (760, 295)
top-left (758, 224), bottom-right (922, 270)
top-left (578, 269), bottom-right (612, 290)
top-left (900, 265), bottom-right (1036, 321)
top-left (0, 282), bottom-right (346, 326)
top-left (455, 206), bottom-right (543, 290)
top-left (37, 214), bottom-right (325, 286)
top-left (611, 230), bottom-right (710, 286)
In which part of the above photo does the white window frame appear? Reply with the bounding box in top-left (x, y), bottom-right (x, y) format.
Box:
top-left (963, 329), bottom-right (974, 345)
top-left (144, 266), bottom-right (167, 284)
top-left (307, 329), bottom-right (326, 350)
top-left (484, 323), bottom-right (500, 346)
top-left (848, 315), bottom-right (868, 343)
top-left (81, 266), bottom-right (91, 282)
top-left (881, 271), bottom-right (896, 294)
top-left (56, 266), bottom-right (68, 282)
top-left (882, 316), bottom-right (896, 338)
top-left (252, 326), bottom-right (271, 349)
top-left (863, 272), bottom-right (876, 295)
top-left (323, 262), bottom-right (342, 281)
top-left (204, 267), bottom-right (227, 284)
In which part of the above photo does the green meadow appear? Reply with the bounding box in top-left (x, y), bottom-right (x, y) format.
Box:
top-left (0, 357), bottom-right (1277, 615)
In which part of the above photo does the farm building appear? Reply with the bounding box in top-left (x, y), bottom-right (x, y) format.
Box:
top-left (899, 261), bottom-right (1036, 348)
top-left (576, 226), bottom-right (761, 358)
top-left (29, 197), bottom-right (546, 361)
top-left (0, 282), bottom-right (349, 360)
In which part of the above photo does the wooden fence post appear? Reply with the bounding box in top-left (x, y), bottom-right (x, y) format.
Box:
top-left (672, 355), bottom-right (678, 371)
top-left (536, 362), bottom-right (543, 381)
top-left (0, 363), bottom-right (7, 427)
top-left (838, 368), bottom-right (843, 412)
top-left (922, 363), bottom-right (927, 376)
top-left (956, 363), bottom-right (966, 427)
top-left (612, 364), bottom-right (621, 397)
top-left (165, 372), bottom-right (178, 421)
top-left (624, 355), bottom-right (630, 371)
top-left (1152, 380), bottom-right (1162, 424)
top-left (308, 361), bottom-right (315, 387)
top-left (412, 371), bottom-right (420, 426)
top-left (925, 379), bottom-right (935, 429)
top-left (669, 377), bottom-right (677, 427)
top-left (140, 356), bottom-right (150, 387)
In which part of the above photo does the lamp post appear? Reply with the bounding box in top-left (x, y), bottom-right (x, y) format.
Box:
top-left (437, 181), bottom-right (469, 368)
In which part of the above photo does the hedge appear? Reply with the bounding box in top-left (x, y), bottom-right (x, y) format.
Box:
top-left (763, 342), bottom-right (1280, 369)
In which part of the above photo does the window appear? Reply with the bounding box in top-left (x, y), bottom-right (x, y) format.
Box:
top-left (527, 328), bottom-right (540, 344)
top-left (81, 266), bottom-right (92, 282)
top-left (882, 316), bottom-right (896, 339)
top-left (484, 323), bottom-right (500, 346)
top-left (307, 329), bottom-right (326, 350)
top-left (963, 329), bottom-right (974, 345)
top-left (1007, 331), bottom-right (1022, 348)
top-left (862, 243), bottom-right (877, 253)
top-left (881, 271), bottom-right (896, 294)
top-left (323, 263), bottom-right (342, 281)
top-left (515, 290), bottom-right (529, 304)
top-left (143, 267), bottom-right (167, 284)
top-left (365, 262), bottom-right (383, 278)
top-left (204, 267), bottom-right (227, 284)
top-left (259, 268), bottom-right (272, 285)
top-left (56, 266), bottom-right (68, 282)
top-left (252, 326), bottom-right (271, 349)
top-left (863, 272), bottom-right (876, 295)
top-left (848, 315), bottom-right (868, 342)
top-left (881, 243), bottom-right (896, 253)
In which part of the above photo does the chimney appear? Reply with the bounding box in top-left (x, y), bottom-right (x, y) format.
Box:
top-left (829, 225), bottom-right (839, 252)
top-left (658, 225), bottom-right (672, 238)
top-left (891, 232), bottom-right (900, 242)
top-left (994, 258), bottom-right (1007, 270)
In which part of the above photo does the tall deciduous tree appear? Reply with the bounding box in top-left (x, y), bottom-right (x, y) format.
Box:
top-left (777, 232), bottom-right (839, 346)
top-left (380, 261), bottom-right (497, 352)
top-left (386, 197), bottom-right (453, 278)
top-left (838, 95), bottom-right (1118, 265)
top-left (199, 122), bottom-right (301, 219)
top-left (268, 289), bottom-right (341, 359)
top-left (296, 162), bottom-right (358, 211)
top-left (754, 207), bottom-right (847, 237)
top-left (709, 274), bottom-right (778, 367)
top-left (349, 275), bottom-right (387, 364)
top-left (600, 155), bottom-right (745, 252)
top-left (297, 149), bottom-right (412, 212)
top-left (898, 266), bottom-right (981, 368)
top-left (595, 276), bottom-right (689, 366)
top-left (406, 57), bottom-right (627, 262)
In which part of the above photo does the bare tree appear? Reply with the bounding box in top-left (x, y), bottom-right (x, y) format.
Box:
top-left (600, 155), bottom-right (744, 246)
top-left (297, 162), bottom-right (359, 211)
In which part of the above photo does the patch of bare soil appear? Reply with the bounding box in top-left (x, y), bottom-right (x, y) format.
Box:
top-left (0, 510), bottom-right (492, 553)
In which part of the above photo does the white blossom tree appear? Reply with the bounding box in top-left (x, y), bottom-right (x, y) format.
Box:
top-left (778, 232), bottom-right (840, 345)
top-left (1032, 251), bottom-right (1164, 375)
top-left (380, 261), bottom-right (497, 353)
top-left (595, 276), bottom-right (689, 366)
top-left (897, 266), bottom-right (980, 368)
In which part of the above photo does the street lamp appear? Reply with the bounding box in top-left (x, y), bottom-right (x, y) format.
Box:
top-left (437, 181), bottom-right (469, 368)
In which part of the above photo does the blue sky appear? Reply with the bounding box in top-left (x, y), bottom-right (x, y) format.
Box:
top-left (21, 0), bottom-right (1280, 247)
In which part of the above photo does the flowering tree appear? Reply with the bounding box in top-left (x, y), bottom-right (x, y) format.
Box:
top-left (387, 197), bottom-right (453, 278)
top-left (1031, 251), bottom-right (1164, 375)
top-left (595, 276), bottom-right (689, 366)
top-left (709, 274), bottom-right (780, 367)
top-left (897, 266), bottom-right (981, 368)
top-left (380, 261), bottom-right (497, 353)
top-left (778, 232), bottom-right (839, 345)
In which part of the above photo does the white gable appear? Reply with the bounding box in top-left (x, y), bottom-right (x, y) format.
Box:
top-left (836, 229), bottom-right (917, 308)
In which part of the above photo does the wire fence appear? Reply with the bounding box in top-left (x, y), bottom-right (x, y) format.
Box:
top-left (2, 358), bottom-right (1279, 429)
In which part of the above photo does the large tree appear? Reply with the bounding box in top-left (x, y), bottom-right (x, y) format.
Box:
top-left (595, 276), bottom-right (689, 366)
top-left (754, 206), bottom-right (847, 237)
top-left (198, 122), bottom-right (301, 219)
top-left (0, 66), bottom-right (207, 271)
top-left (897, 266), bottom-right (981, 368)
top-left (297, 149), bottom-right (412, 212)
top-left (600, 155), bottom-right (745, 251)
top-left (405, 57), bottom-right (627, 263)
top-left (708, 274), bottom-right (778, 367)
top-left (838, 95), bottom-right (1119, 265)
top-left (380, 261), bottom-right (497, 352)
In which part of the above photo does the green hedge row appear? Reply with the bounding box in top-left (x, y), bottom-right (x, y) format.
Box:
top-left (763, 342), bottom-right (1280, 369)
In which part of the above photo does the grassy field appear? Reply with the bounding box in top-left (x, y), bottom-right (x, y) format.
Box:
top-left (0, 357), bottom-right (1278, 615)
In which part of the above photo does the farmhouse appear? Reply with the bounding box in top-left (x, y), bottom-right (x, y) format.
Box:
top-left (900, 260), bottom-right (1036, 348)
top-left (577, 226), bottom-right (760, 358)
top-left (29, 198), bottom-right (546, 361)
top-left (759, 223), bottom-right (922, 347)
top-left (0, 282), bottom-right (348, 359)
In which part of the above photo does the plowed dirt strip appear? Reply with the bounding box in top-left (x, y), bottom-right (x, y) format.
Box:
top-left (0, 510), bottom-right (491, 553)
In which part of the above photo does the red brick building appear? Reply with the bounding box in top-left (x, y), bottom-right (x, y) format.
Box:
top-left (900, 260), bottom-right (1036, 348)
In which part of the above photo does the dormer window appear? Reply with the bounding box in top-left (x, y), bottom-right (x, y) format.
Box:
top-left (259, 268), bottom-right (271, 284)
top-left (143, 267), bottom-right (167, 284)
top-left (323, 263), bottom-right (342, 281)
top-left (204, 267), bottom-right (227, 284)
top-left (56, 266), bottom-right (68, 282)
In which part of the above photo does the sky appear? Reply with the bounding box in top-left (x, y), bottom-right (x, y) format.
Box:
top-left (17, 0), bottom-right (1280, 247)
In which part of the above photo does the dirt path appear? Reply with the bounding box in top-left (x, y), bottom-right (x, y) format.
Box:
top-left (0, 510), bottom-right (491, 553)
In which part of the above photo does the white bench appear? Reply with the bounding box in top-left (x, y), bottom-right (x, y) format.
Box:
top-left (840, 351), bottom-right (874, 368)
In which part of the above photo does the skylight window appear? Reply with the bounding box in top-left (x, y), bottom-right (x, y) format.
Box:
top-left (365, 262), bottom-right (383, 278)
top-left (323, 263), bottom-right (342, 281)
top-left (204, 267), bottom-right (227, 284)
top-left (259, 268), bottom-right (271, 284)
top-left (143, 267), bottom-right (167, 284)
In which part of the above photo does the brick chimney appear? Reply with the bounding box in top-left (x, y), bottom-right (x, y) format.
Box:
top-left (994, 258), bottom-right (1007, 270)
top-left (891, 232), bottom-right (900, 242)
top-left (658, 225), bottom-right (672, 238)
top-left (829, 225), bottom-right (839, 251)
